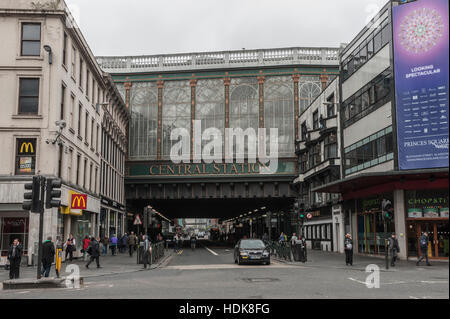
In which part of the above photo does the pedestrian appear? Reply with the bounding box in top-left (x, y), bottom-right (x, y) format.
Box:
top-left (173, 233), bottom-right (179, 252)
top-left (110, 234), bottom-right (118, 255)
top-left (290, 233), bottom-right (298, 260)
top-left (416, 232), bottom-right (432, 266)
top-left (86, 236), bottom-right (101, 269)
top-left (64, 234), bottom-right (76, 262)
top-left (7, 238), bottom-right (23, 279)
top-left (142, 235), bottom-right (151, 269)
top-left (121, 233), bottom-right (128, 253)
top-left (388, 233), bottom-right (400, 267)
top-left (279, 232), bottom-right (286, 244)
top-left (82, 235), bottom-right (90, 261)
top-left (299, 234), bottom-right (307, 263)
top-left (344, 233), bottom-right (353, 266)
top-left (41, 236), bottom-right (55, 278)
top-left (128, 231), bottom-right (137, 257)
top-left (101, 236), bottom-right (109, 256)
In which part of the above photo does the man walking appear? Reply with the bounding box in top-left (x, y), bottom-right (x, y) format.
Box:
top-left (7, 238), bottom-right (23, 279)
top-left (128, 231), bottom-right (137, 257)
top-left (290, 233), bottom-right (299, 261)
top-left (101, 236), bottom-right (109, 256)
top-left (86, 237), bottom-right (101, 269)
top-left (389, 233), bottom-right (400, 267)
top-left (121, 233), bottom-right (128, 253)
top-left (416, 232), bottom-right (432, 266)
top-left (344, 233), bottom-right (353, 266)
top-left (41, 236), bottom-right (56, 278)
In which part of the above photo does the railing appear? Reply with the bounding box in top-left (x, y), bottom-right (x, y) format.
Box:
top-left (266, 241), bottom-right (292, 262)
top-left (96, 47), bottom-right (339, 73)
top-left (151, 242), bottom-right (165, 263)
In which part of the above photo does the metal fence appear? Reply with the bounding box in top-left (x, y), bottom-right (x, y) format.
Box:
top-left (266, 241), bottom-right (293, 262)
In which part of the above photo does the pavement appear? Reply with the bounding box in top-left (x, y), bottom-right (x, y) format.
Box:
top-left (0, 248), bottom-right (173, 287)
top-left (0, 242), bottom-right (448, 299)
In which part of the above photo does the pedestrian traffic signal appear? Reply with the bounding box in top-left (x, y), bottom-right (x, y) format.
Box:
top-left (45, 178), bottom-right (62, 209)
top-left (382, 199), bottom-right (394, 220)
top-left (23, 176), bottom-right (41, 212)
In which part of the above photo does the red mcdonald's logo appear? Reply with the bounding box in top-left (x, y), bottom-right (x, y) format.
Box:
top-left (71, 193), bottom-right (87, 210)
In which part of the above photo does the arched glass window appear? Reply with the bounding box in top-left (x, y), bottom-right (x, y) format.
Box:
top-left (129, 82), bottom-right (158, 159)
top-left (162, 81), bottom-right (191, 159)
top-left (299, 76), bottom-right (321, 113)
top-left (196, 79), bottom-right (225, 151)
top-left (264, 76), bottom-right (294, 157)
top-left (229, 78), bottom-right (259, 158)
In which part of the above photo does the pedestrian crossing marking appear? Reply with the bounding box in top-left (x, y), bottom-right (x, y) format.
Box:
top-left (177, 250), bottom-right (183, 255)
top-left (164, 262), bottom-right (302, 270)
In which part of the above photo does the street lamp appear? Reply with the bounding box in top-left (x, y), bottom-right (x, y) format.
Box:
top-left (43, 45), bottom-right (52, 64)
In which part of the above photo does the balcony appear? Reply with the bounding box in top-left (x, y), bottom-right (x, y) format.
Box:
top-left (303, 158), bottom-right (341, 180)
top-left (96, 47), bottom-right (339, 74)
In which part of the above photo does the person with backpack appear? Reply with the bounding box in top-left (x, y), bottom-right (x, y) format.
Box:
top-left (86, 237), bottom-right (101, 269)
top-left (344, 233), bottom-right (353, 266)
top-left (416, 232), bottom-right (432, 266)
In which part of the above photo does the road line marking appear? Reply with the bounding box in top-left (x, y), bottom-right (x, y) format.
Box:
top-left (348, 277), bottom-right (366, 285)
top-left (204, 246), bottom-right (218, 256)
top-left (420, 280), bottom-right (449, 284)
top-left (409, 296), bottom-right (419, 299)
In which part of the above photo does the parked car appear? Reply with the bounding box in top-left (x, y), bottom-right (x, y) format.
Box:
top-left (234, 239), bottom-right (270, 265)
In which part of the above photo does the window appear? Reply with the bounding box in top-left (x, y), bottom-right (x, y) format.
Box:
top-left (313, 111), bottom-right (319, 130)
top-left (96, 125), bottom-right (100, 152)
top-left (71, 47), bottom-right (76, 79)
top-left (345, 128), bottom-right (394, 173)
top-left (313, 143), bottom-right (321, 166)
top-left (367, 38), bottom-right (374, 59)
top-left (62, 32), bottom-right (68, 66)
top-left (78, 104), bottom-right (82, 136)
top-left (86, 70), bottom-right (90, 98)
top-left (70, 95), bottom-right (75, 129)
top-left (15, 138), bottom-right (36, 175)
top-left (79, 58), bottom-right (83, 89)
top-left (21, 23), bottom-right (41, 56)
top-left (89, 163), bottom-right (93, 191)
top-left (91, 119), bottom-right (95, 146)
top-left (373, 30), bottom-right (382, 53)
top-left (76, 154), bottom-right (81, 185)
top-left (60, 84), bottom-right (66, 120)
top-left (94, 167), bottom-right (98, 194)
top-left (301, 122), bottom-right (307, 141)
top-left (326, 94), bottom-right (335, 117)
top-left (83, 159), bottom-right (88, 188)
top-left (68, 148), bottom-right (73, 183)
top-left (85, 112), bottom-right (89, 141)
top-left (324, 133), bottom-right (338, 160)
top-left (19, 78), bottom-right (40, 114)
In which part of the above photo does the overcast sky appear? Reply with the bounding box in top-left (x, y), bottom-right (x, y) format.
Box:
top-left (66, 0), bottom-right (389, 57)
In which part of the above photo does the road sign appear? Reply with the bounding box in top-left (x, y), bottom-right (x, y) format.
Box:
top-left (134, 214), bottom-right (142, 225)
top-left (306, 213), bottom-right (313, 219)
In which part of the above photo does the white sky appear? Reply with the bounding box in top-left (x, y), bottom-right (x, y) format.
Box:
top-left (66, 0), bottom-right (389, 56)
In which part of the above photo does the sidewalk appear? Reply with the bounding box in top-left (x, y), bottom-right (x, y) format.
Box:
top-left (0, 249), bottom-right (173, 283)
top-left (273, 249), bottom-right (449, 272)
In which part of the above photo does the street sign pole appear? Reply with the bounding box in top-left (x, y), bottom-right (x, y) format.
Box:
top-left (36, 176), bottom-right (45, 279)
top-left (384, 220), bottom-right (389, 270)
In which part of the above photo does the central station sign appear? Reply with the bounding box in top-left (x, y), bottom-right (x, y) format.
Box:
top-left (128, 162), bottom-right (296, 177)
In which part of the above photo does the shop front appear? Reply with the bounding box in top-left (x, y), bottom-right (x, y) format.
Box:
top-left (0, 214), bottom-right (29, 262)
top-left (406, 189), bottom-right (449, 260)
top-left (356, 194), bottom-right (395, 255)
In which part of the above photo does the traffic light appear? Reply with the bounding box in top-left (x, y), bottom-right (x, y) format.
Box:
top-left (45, 178), bottom-right (62, 209)
top-left (23, 176), bottom-right (41, 212)
top-left (382, 199), bottom-right (394, 220)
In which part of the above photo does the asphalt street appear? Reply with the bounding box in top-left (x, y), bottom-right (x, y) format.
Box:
top-left (0, 242), bottom-right (448, 299)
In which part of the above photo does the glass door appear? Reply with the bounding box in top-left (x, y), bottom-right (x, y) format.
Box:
top-left (436, 222), bottom-right (449, 258)
top-left (418, 222), bottom-right (436, 258)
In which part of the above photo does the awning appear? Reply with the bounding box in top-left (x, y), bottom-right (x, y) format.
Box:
top-left (312, 168), bottom-right (448, 200)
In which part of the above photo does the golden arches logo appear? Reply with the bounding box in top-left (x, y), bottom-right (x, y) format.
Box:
top-left (20, 142), bottom-right (34, 154)
top-left (71, 194), bottom-right (87, 209)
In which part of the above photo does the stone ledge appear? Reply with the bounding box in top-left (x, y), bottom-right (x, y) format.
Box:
top-left (2, 277), bottom-right (83, 290)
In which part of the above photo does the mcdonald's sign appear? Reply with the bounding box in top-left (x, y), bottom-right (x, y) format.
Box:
top-left (71, 193), bottom-right (87, 210)
top-left (17, 139), bottom-right (36, 155)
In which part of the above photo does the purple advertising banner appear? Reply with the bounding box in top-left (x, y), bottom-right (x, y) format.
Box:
top-left (393, 0), bottom-right (449, 170)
